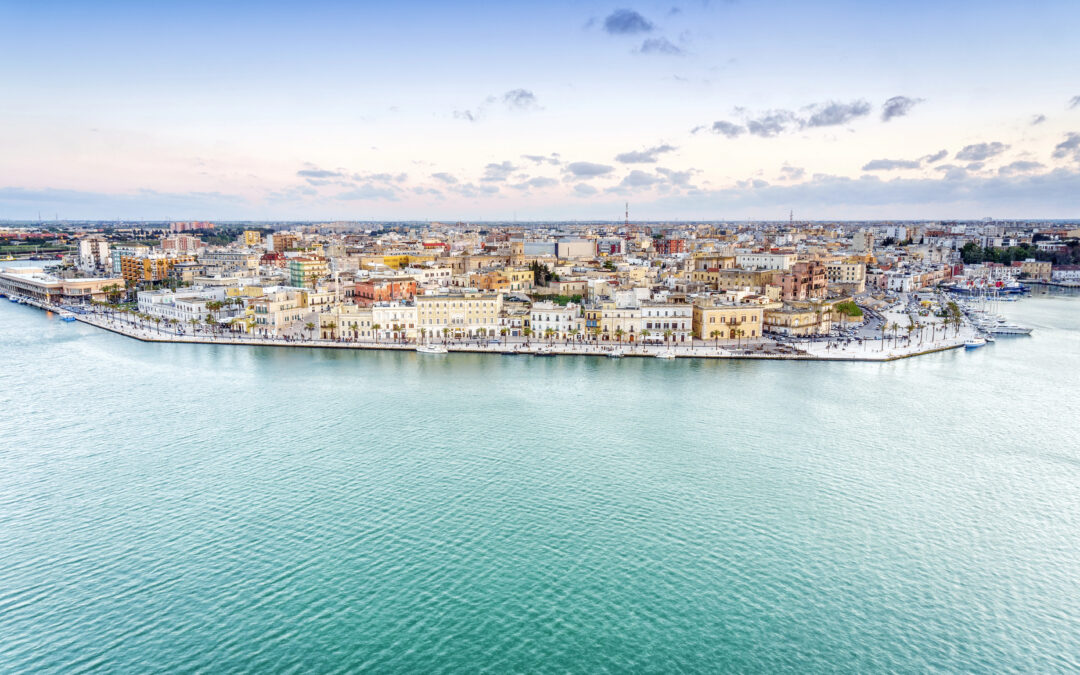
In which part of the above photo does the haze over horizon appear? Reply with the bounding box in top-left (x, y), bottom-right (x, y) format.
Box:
top-left (3, 0), bottom-right (1080, 221)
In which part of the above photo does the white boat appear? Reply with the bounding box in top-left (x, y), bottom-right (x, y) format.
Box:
top-left (655, 350), bottom-right (676, 359)
top-left (416, 344), bottom-right (448, 354)
top-left (606, 348), bottom-right (624, 359)
top-left (988, 323), bottom-right (1032, 336)
top-left (533, 346), bottom-right (555, 356)
top-left (58, 311), bottom-right (77, 322)
top-left (965, 337), bottom-right (988, 349)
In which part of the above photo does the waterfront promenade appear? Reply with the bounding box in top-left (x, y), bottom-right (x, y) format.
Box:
top-left (17, 298), bottom-right (974, 362)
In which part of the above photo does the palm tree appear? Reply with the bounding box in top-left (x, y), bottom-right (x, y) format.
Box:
top-left (663, 328), bottom-right (673, 345)
top-left (441, 327), bottom-right (450, 343)
top-left (710, 329), bottom-right (721, 348)
top-left (879, 321), bottom-right (888, 351)
top-left (614, 327), bottom-right (624, 343)
top-left (326, 321), bottom-right (337, 340)
top-left (153, 317), bottom-right (162, 334)
top-left (736, 328), bottom-right (745, 348)
top-left (568, 327), bottom-right (579, 343)
top-left (304, 322), bottom-right (316, 340)
top-left (421, 327), bottom-right (428, 344)
top-left (206, 314), bottom-right (218, 334)
top-left (188, 317), bottom-right (200, 334)
top-left (372, 323), bottom-right (381, 342)
top-left (523, 327), bottom-right (533, 341)
top-left (591, 325), bottom-right (602, 342)
top-left (640, 329), bottom-right (651, 344)
top-left (544, 327), bottom-right (555, 343)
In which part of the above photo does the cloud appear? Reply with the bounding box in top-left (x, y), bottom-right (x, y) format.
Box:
top-left (510, 176), bottom-right (559, 191)
top-left (481, 161), bottom-right (517, 182)
top-left (935, 164), bottom-right (968, 181)
top-left (336, 184), bottom-right (399, 201)
top-left (431, 172), bottom-right (459, 185)
top-left (706, 120), bottom-right (745, 138)
top-left (744, 110), bottom-right (797, 137)
top-left (921, 149), bottom-right (948, 164)
top-left (448, 183), bottom-right (500, 199)
top-left (522, 153), bottom-right (561, 166)
top-left (778, 165), bottom-right (806, 181)
top-left (862, 158), bottom-right (922, 171)
top-left (297, 168), bottom-right (346, 179)
top-left (1069, 96), bottom-right (1080, 110)
top-left (803, 100), bottom-right (872, 128)
top-left (573, 183), bottom-right (599, 196)
top-left (564, 161), bottom-right (614, 178)
top-left (1031, 114), bottom-right (1047, 126)
top-left (998, 161), bottom-right (1045, 176)
top-left (955, 142), bottom-right (1009, 161)
top-left (881, 96), bottom-right (924, 122)
top-left (603, 9), bottom-right (654, 34)
top-left (621, 170), bottom-right (664, 188)
top-left (656, 167), bottom-right (696, 188)
top-left (615, 144), bottom-right (677, 163)
top-left (503, 89), bottom-right (540, 111)
top-left (453, 109), bottom-right (478, 122)
top-left (1052, 132), bottom-right (1080, 161)
top-left (638, 38), bottom-right (683, 55)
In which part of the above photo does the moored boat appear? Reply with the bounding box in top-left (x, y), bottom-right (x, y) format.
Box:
top-left (416, 344), bottom-right (448, 354)
top-left (655, 350), bottom-right (676, 359)
top-left (965, 337), bottom-right (988, 349)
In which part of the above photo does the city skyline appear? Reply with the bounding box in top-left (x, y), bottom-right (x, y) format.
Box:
top-left (3, 0), bottom-right (1080, 220)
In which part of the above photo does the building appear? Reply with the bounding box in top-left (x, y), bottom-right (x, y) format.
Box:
top-left (415, 291), bottom-right (502, 339)
top-left (1017, 259), bottom-right (1052, 280)
top-left (825, 261), bottom-right (867, 294)
top-left (640, 302), bottom-right (692, 342)
top-left (853, 229), bottom-right (875, 254)
top-left (691, 268), bottom-right (781, 292)
top-left (0, 267), bottom-right (121, 304)
top-left (77, 237), bottom-right (111, 273)
top-left (763, 304), bottom-right (832, 336)
top-left (248, 287), bottom-right (308, 336)
top-left (137, 286), bottom-right (240, 327)
top-left (556, 238), bottom-right (596, 260)
top-left (692, 298), bottom-right (763, 340)
top-left (735, 252), bottom-right (796, 271)
top-left (780, 261), bottom-right (827, 301)
top-left (654, 238), bottom-right (687, 255)
top-left (354, 277), bottom-right (417, 306)
top-left (530, 302), bottom-right (580, 339)
top-left (271, 233), bottom-right (299, 252)
top-left (243, 230), bottom-right (262, 247)
top-left (170, 221), bottom-right (215, 233)
top-left (288, 256), bottom-right (329, 288)
top-left (121, 254), bottom-right (195, 284)
top-left (160, 234), bottom-right (204, 254)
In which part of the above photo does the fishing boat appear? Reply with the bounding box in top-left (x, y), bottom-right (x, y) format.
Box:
top-left (606, 348), bottom-right (624, 359)
top-left (58, 311), bottom-right (77, 322)
top-left (416, 344), bottom-right (448, 354)
top-left (533, 346), bottom-right (555, 356)
top-left (964, 337), bottom-right (988, 349)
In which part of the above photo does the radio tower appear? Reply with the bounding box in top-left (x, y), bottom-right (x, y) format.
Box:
top-left (789, 209), bottom-right (794, 225)
top-left (625, 202), bottom-right (629, 231)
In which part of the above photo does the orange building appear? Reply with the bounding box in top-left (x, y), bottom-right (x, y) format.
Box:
top-left (354, 277), bottom-right (417, 306)
top-left (120, 255), bottom-right (194, 284)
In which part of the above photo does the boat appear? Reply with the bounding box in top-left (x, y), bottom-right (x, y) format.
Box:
top-left (416, 344), bottom-right (448, 354)
top-left (988, 323), bottom-right (1032, 336)
top-left (965, 337), bottom-right (988, 349)
top-left (59, 311), bottom-right (77, 322)
top-left (533, 346), bottom-right (556, 356)
top-left (655, 350), bottom-right (677, 359)
top-left (606, 348), bottom-right (624, 359)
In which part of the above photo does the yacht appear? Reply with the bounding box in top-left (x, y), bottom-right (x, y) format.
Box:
top-left (655, 350), bottom-right (677, 359)
top-left (964, 337), bottom-right (988, 349)
top-left (416, 344), bottom-right (448, 354)
top-left (606, 348), bottom-right (625, 359)
top-left (533, 346), bottom-right (555, 356)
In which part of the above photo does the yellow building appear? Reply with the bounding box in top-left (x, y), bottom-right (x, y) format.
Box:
top-left (382, 253), bottom-right (437, 269)
top-left (763, 304), bottom-right (832, 336)
top-left (120, 254), bottom-right (194, 284)
top-left (692, 299), bottom-right (764, 340)
top-left (691, 268), bottom-right (780, 291)
top-left (415, 291), bottom-right (502, 338)
top-left (242, 230), bottom-right (262, 246)
top-left (288, 256), bottom-right (329, 288)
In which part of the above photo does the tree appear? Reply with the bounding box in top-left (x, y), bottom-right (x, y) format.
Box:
top-left (664, 328), bottom-right (673, 345)
top-left (372, 323), bottom-right (381, 342)
top-left (736, 328), bottom-right (745, 348)
top-left (304, 322), bottom-right (316, 340)
top-left (710, 329), bottom-right (722, 347)
top-left (205, 314), bottom-right (218, 334)
top-left (326, 321), bottom-right (337, 340)
top-left (568, 327), bottom-right (579, 342)
top-left (154, 317), bottom-right (162, 334)
top-left (640, 329), bottom-right (651, 343)
top-left (188, 318), bottom-right (200, 334)
top-left (614, 327), bottom-right (624, 343)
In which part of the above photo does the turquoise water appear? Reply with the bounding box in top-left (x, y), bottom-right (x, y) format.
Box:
top-left (1, 291), bottom-right (1079, 672)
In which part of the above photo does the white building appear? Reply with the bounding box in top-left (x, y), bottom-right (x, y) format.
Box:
top-left (735, 252), bottom-right (797, 271)
top-left (137, 286), bottom-right (239, 326)
top-left (530, 302), bottom-right (580, 338)
top-left (640, 302), bottom-right (692, 343)
top-left (78, 238), bottom-right (111, 273)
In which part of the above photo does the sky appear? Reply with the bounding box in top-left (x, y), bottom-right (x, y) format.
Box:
top-left (2, 0), bottom-right (1080, 221)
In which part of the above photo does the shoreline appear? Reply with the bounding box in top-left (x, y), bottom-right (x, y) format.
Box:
top-left (9, 296), bottom-right (969, 362)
